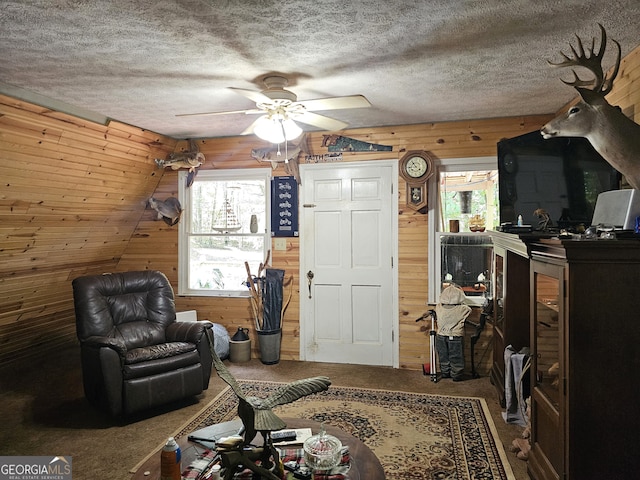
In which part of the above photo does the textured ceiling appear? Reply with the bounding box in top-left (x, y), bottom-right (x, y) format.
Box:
top-left (1, 1), bottom-right (639, 140)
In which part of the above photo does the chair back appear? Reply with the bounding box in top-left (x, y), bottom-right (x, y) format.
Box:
top-left (73, 271), bottom-right (176, 349)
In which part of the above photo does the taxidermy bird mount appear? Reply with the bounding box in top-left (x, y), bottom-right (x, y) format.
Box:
top-left (205, 330), bottom-right (330, 479)
top-left (155, 139), bottom-right (204, 187)
top-left (206, 329), bottom-right (330, 443)
top-left (148, 196), bottom-right (182, 226)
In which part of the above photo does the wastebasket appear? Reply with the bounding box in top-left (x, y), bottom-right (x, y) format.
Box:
top-left (257, 328), bottom-right (281, 365)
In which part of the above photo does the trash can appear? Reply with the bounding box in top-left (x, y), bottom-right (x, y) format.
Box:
top-left (257, 328), bottom-right (281, 365)
top-left (229, 327), bottom-right (251, 363)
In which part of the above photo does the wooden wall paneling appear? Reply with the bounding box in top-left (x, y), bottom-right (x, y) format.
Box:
top-left (118, 115), bottom-right (557, 371)
top-left (0, 94), bottom-right (177, 364)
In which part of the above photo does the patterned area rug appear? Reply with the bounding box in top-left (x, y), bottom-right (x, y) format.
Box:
top-left (166, 381), bottom-right (514, 480)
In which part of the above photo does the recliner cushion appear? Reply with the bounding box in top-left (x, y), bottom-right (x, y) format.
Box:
top-left (123, 348), bottom-right (200, 380)
top-left (73, 271), bottom-right (177, 350)
top-left (116, 320), bottom-right (166, 350)
top-left (125, 341), bottom-right (195, 364)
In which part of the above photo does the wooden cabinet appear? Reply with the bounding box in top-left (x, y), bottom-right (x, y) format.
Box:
top-left (527, 239), bottom-right (640, 480)
top-left (489, 231), bottom-right (533, 406)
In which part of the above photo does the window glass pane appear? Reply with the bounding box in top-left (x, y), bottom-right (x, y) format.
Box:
top-left (188, 235), bottom-right (264, 291)
top-left (429, 164), bottom-right (499, 305)
top-left (439, 170), bottom-right (499, 232)
top-left (179, 169), bottom-right (270, 296)
top-left (190, 180), bottom-right (266, 234)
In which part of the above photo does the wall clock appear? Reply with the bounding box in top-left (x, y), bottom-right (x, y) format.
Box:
top-left (399, 150), bottom-right (435, 185)
top-left (400, 150), bottom-right (434, 213)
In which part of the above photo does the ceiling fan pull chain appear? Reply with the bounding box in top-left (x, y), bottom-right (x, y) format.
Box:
top-left (284, 124), bottom-right (289, 163)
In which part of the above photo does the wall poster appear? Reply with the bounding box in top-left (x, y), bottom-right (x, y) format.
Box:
top-left (271, 176), bottom-right (299, 237)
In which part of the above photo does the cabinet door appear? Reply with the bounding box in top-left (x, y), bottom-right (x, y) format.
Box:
top-left (530, 261), bottom-right (564, 479)
top-left (491, 249), bottom-right (506, 390)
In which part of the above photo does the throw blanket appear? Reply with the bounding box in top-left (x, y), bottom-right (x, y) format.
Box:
top-left (502, 345), bottom-right (529, 427)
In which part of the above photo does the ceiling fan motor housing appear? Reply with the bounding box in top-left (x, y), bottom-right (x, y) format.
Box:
top-left (262, 75), bottom-right (297, 103)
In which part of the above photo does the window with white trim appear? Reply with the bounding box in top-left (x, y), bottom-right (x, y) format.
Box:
top-left (428, 157), bottom-right (499, 305)
top-left (178, 168), bottom-right (271, 297)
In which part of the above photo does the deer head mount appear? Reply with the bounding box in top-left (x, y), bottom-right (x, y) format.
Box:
top-left (541, 24), bottom-right (640, 190)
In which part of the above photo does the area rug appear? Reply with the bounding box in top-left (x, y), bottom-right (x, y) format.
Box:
top-left (135, 380), bottom-right (515, 479)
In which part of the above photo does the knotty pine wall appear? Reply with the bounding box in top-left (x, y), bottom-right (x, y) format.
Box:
top-left (0, 94), bottom-right (177, 364)
top-left (2, 43), bottom-right (638, 369)
top-left (115, 116), bottom-right (555, 371)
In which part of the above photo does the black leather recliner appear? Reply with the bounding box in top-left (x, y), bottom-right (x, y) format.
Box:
top-left (72, 270), bottom-right (213, 416)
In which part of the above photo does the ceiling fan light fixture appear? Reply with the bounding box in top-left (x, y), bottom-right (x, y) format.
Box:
top-left (253, 114), bottom-right (303, 144)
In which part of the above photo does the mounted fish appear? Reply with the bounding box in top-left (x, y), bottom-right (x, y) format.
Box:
top-left (155, 139), bottom-right (204, 187)
top-left (250, 134), bottom-right (308, 184)
top-left (148, 196), bottom-right (183, 226)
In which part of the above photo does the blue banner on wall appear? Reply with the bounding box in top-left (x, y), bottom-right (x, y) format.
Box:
top-left (271, 176), bottom-right (299, 237)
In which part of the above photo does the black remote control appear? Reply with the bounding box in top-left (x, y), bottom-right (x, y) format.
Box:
top-left (270, 430), bottom-right (297, 442)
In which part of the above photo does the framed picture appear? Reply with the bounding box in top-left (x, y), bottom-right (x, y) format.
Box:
top-left (271, 176), bottom-right (299, 237)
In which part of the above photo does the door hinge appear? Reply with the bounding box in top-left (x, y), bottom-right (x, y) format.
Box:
top-left (391, 256), bottom-right (394, 268)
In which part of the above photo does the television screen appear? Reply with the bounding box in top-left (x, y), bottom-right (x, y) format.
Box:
top-left (498, 131), bottom-right (620, 231)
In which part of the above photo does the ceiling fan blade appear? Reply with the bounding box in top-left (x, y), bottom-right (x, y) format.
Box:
top-left (176, 108), bottom-right (264, 118)
top-left (298, 95), bottom-right (371, 111)
top-left (295, 111), bottom-right (348, 131)
top-left (229, 87), bottom-right (273, 104)
top-left (176, 109), bottom-right (249, 118)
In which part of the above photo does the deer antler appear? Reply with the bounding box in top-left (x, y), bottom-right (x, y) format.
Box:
top-left (548, 23), bottom-right (621, 96)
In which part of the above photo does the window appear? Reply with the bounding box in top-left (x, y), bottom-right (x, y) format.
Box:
top-left (438, 170), bottom-right (499, 233)
top-left (428, 157), bottom-right (499, 305)
top-left (178, 168), bottom-right (271, 296)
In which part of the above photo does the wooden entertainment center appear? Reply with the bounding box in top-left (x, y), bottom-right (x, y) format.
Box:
top-left (490, 231), bottom-right (640, 480)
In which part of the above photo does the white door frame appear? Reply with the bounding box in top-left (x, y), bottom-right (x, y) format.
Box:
top-left (298, 160), bottom-right (399, 367)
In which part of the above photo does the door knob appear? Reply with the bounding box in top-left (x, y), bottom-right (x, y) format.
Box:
top-left (306, 270), bottom-right (314, 298)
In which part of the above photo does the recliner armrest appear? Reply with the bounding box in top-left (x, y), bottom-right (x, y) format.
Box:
top-left (166, 320), bottom-right (213, 344)
top-left (82, 335), bottom-right (127, 356)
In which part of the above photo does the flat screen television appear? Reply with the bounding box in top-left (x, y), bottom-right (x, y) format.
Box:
top-left (498, 131), bottom-right (621, 231)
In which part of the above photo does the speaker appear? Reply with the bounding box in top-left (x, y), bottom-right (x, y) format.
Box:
top-left (591, 189), bottom-right (640, 230)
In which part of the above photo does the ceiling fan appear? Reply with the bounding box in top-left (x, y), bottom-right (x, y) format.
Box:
top-left (176, 75), bottom-right (371, 143)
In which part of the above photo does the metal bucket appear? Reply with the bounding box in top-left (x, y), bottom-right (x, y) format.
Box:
top-left (257, 328), bottom-right (281, 365)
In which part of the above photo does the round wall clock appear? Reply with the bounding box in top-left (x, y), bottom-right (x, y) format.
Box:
top-left (400, 150), bottom-right (435, 184)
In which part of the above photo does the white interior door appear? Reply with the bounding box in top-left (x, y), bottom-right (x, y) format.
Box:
top-left (300, 161), bottom-right (397, 366)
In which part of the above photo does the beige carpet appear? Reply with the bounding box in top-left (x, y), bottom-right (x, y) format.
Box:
top-left (135, 380), bottom-right (515, 480)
